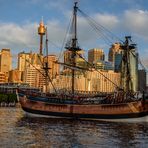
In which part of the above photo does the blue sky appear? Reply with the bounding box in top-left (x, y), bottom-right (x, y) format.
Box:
top-left (0, 0), bottom-right (148, 72)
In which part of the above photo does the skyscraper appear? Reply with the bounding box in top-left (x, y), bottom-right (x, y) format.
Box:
top-left (44, 55), bottom-right (59, 79)
top-left (0, 49), bottom-right (12, 73)
top-left (64, 49), bottom-right (85, 69)
top-left (114, 53), bottom-right (122, 72)
top-left (88, 48), bottom-right (104, 64)
top-left (18, 51), bottom-right (32, 72)
top-left (18, 52), bottom-right (43, 82)
top-left (108, 43), bottom-right (121, 62)
top-left (24, 64), bottom-right (43, 88)
top-left (9, 69), bottom-right (22, 83)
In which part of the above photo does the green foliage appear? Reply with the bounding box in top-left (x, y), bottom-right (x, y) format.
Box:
top-left (0, 93), bottom-right (17, 103)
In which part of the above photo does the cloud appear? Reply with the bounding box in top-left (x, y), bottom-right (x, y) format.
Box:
top-left (0, 8), bottom-right (148, 67)
top-left (0, 20), bottom-right (68, 55)
top-left (93, 13), bottom-right (119, 29)
top-left (122, 10), bottom-right (148, 40)
top-left (0, 22), bottom-right (38, 51)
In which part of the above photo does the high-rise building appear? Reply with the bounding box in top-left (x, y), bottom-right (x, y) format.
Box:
top-left (18, 51), bottom-right (32, 72)
top-left (24, 64), bottom-right (45, 89)
top-left (18, 52), bottom-right (43, 82)
top-left (0, 72), bottom-right (7, 83)
top-left (9, 69), bottom-right (22, 83)
top-left (44, 55), bottom-right (59, 79)
top-left (49, 70), bottom-right (120, 93)
top-left (108, 43), bottom-right (121, 62)
top-left (18, 51), bottom-right (32, 82)
top-left (95, 61), bottom-right (114, 70)
top-left (0, 49), bottom-right (12, 73)
top-left (88, 48), bottom-right (104, 64)
top-left (64, 49), bottom-right (86, 69)
top-left (114, 53), bottom-right (122, 72)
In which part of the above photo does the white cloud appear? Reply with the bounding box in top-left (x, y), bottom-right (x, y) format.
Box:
top-left (0, 22), bottom-right (38, 51)
top-left (93, 13), bottom-right (119, 29)
top-left (122, 10), bottom-right (148, 40)
top-left (0, 8), bottom-right (148, 67)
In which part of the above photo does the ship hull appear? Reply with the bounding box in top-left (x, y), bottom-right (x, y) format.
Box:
top-left (18, 93), bottom-right (148, 120)
top-left (22, 106), bottom-right (147, 119)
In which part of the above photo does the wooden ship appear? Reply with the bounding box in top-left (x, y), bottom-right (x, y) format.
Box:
top-left (17, 2), bottom-right (148, 120)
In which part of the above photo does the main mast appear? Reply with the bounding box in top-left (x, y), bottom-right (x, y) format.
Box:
top-left (65, 2), bottom-right (81, 95)
top-left (71, 2), bottom-right (78, 95)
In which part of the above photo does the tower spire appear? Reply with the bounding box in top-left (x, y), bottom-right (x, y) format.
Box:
top-left (38, 18), bottom-right (46, 55)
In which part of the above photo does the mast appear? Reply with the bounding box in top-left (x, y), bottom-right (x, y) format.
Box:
top-left (71, 2), bottom-right (78, 95)
top-left (121, 36), bottom-right (136, 92)
top-left (43, 27), bottom-right (57, 94)
top-left (45, 27), bottom-right (49, 93)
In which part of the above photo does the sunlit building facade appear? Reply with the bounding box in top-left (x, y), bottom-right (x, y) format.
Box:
top-left (9, 69), bottom-right (22, 83)
top-left (44, 55), bottom-right (59, 79)
top-left (64, 49), bottom-right (86, 69)
top-left (88, 48), bottom-right (105, 64)
top-left (0, 49), bottom-right (12, 74)
top-left (0, 72), bottom-right (7, 83)
top-left (108, 43), bottom-right (121, 62)
top-left (49, 70), bottom-right (120, 93)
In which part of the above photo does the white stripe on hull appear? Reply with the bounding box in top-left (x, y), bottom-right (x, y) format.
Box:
top-left (23, 110), bottom-right (148, 123)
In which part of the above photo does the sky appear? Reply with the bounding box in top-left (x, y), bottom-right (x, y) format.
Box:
top-left (0, 0), bottom-right (148, 73)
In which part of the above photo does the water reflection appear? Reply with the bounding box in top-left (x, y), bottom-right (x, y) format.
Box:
top-left (0, 108), bottom-right (148, 148)
top-left (16, 116), bottom-right (148, 148)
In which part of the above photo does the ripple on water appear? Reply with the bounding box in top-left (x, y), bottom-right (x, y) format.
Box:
top-left (0, 108), bottom-right (148, 148)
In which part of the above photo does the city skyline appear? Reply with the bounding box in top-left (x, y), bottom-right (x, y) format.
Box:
top-left (0, 0), bottom-right (147, 71)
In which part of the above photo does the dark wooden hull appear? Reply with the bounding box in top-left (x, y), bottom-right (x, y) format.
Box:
top-left (18, 93), bottom-right (148, 120)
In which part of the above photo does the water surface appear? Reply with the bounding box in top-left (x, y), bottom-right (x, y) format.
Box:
top-left (0, 108), bottom-right (147, 148)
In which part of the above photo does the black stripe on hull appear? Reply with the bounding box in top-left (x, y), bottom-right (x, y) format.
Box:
top-left (22, 107), bottom-right (148, 119)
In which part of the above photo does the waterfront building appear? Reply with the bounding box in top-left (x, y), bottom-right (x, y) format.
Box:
top-left (114, 53), bottom-right (122, 72)
top-left (64, 49), bottom-right (86, 69)
top-left (49, 70), bottom-right (120, 93)
top-left (108, 43), bottom-right (121, 62)
top-left (95, 60), bottom-right (114, 70)
top-left (0, 49), bottom-right (12, 74)
top-left (18, 51), bottom-right (32, 82)
top-left (138, 69), bottom-right (147, 93)
top-left (9, 69), bottom-right (22, 83)
top-left (18, 52), bottom-right (43, 82)
top-left (88, 48), bottom-right (105, 64)
top-left (44, 55), bottom-right (59, 79)
top-left (31, 53), bottom-right (43, 65)
top-left (0, 72), bottom-right (7, 83)
top-left (24, 64), bottom-right (45, 89)
top-left (18, 51), bottom-right (31, 72)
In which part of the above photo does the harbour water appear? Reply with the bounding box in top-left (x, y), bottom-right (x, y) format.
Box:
top-left (0, 107), bottom-right (147, 148)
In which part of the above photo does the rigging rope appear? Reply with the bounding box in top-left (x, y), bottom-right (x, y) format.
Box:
top-left (75, 52), bottom-right (121, 90)
top-left (57, 13), bottom-right (74, 61)
top-left (78, 8), bottom-right (124, 44)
